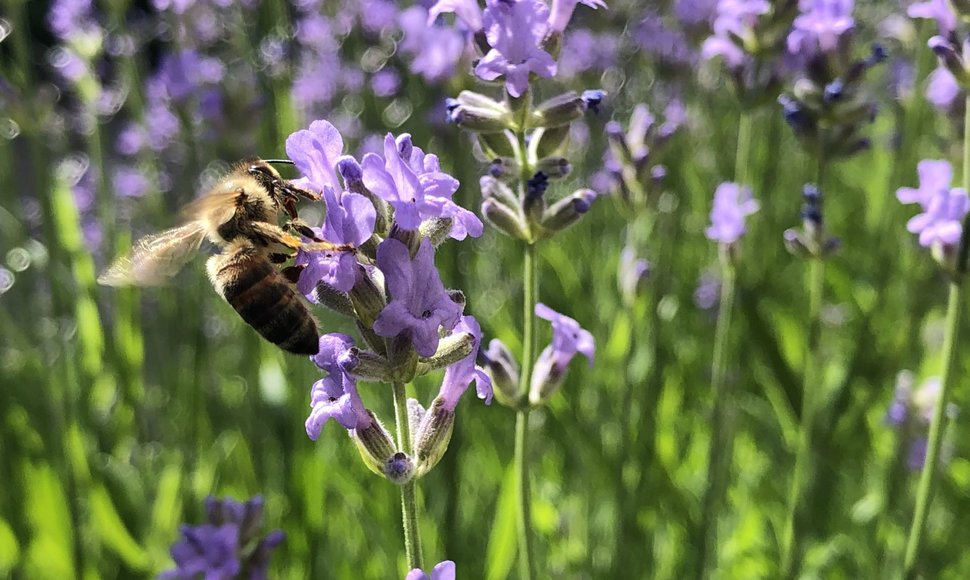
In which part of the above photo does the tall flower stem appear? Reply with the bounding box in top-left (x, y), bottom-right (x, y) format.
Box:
top-left (901, 94), bottom-right (970, 579)
top-left (696, 111), bottom-right (751, 578)
top-left (780, 137), bottom-right (828, 577)
top-left (515, 242), bottom-right (539, 580)
top-left (393, 381), bottom-right (424, 571)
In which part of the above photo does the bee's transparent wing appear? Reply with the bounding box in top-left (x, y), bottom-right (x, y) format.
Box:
top-left (97, 222), bottom-right (208, 286)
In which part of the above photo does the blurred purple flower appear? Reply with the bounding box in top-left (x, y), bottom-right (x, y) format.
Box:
top-left (286, 119), bottom-right (344, 191)
top-left (306, 333), bottom-right (371, 440)
top-left (372, 238), bottom-right (462, 357)
top-left (701, 0), bottom-right (770, 68)
top-left (787, 0), bottom-right (855, 57)
top-left (360, 0), bottom-right (399, 34)
top-left (407, 560), bottom-right (456, 580)
top-left (926, 66), bottom-right (960, 110)
top-left (694, 271), bottom-right (721, 311)
top-left (908, 0), bottom-right (957, 35)
top-left (438, 315), bottom-right (493, 411)
top-left (897, 159), bottom-right (957, 209)
top-left (705, 182), bottom-right (759, 244)
top-left (676, 0), bottom-right (718, 26)
top-left (160, 524), bottom-right (240, 579)
top-left (371, 69), bottom-right (402, 97)
top-left (111, 166), bottom-right (151, 198)
top-left (50, 48), bottom-right (88, 83)
top-left (47, 0), bottom-right (99, 41)
top-left (618, 245), bottom-right (650, 301)
top-left (886, 373), bottom-right (958, 470)
top-left (559, 29), bottom-right (620, 78)
top-left (145, 102), bottom-right (181, 152)
top-left (153, 50), bottom-right (225, 103)
top-left (904, 185), bottom-right (970, 248)
top-left (475, 0), bottom-right (557, 97)
top-left (429, 0), bottom-right (483, 31)
top-left (400, 7), bottom-right (465, 83)
top-left (362, 133), bottom-right (482, 238)
top-left (548, 0), bottom-right (607, 33)
top-left (634, 14), bottom-right (695, 66)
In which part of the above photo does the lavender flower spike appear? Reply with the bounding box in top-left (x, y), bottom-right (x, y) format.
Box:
top-left (373, 238), bottom-right (463, 357)
top-left (406, 560), bottom-right (457, 580)
top-left (548, 0), bottom-right (608, 33)
top-left (705, 182), bottom-right (760, 244)
top-left (530, 303), bottom-right (594, 402)
top-left (905, 186), bottom-right (970, 248)
top-left (475, 0), bottom-right (557, 97)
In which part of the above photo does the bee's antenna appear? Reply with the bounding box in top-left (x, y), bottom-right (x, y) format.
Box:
top-left (264, 159), bottom-right (295, 166)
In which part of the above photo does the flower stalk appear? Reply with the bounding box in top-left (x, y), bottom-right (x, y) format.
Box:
top-left (901, 93), bottom-right (970, 578)
top-left (515, 242), bottom-right (539, 580)
top-left (394, 381), bottom-right (424, 572)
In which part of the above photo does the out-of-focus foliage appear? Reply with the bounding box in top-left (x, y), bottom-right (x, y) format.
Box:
top-left (2, 0), bottom-right (970, 578)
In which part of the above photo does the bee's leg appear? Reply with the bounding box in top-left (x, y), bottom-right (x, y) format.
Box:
top-left (285, 218), bottom-right (322, 241)
top-left (251, 221), bottom-right (304, 251)
top-left (281, 264), bottom-right (306, 284)
top-left (268, 252), bottom-right (291, 264)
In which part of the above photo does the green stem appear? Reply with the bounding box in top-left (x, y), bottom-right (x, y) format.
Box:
top-left (780, 255), bottom-right (825, 577)
top-left (696, 110), bottom-right (752, 577)
top-left (515, 243), bottom-right (538, 580)
top-left (393, 381), bottom-right (424, 571)
top-left (696, 247), bottom-right (737, 578)
top-left (900, 93), bottom-right (970, 579)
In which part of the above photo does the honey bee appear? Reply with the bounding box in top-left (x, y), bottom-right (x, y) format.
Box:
top-left (99, 158), bottom-right (347, 355)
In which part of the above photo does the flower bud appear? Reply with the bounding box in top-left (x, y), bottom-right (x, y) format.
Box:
top-left (480, 175), bottom-right (518, 207)
top-left (451, 104), bottom-right (514, 133)
top-left (523, 173), bottom-right (548, 231)
top-left (482, 338), bottom-right (521, 406)
top-left (534, 157), bottom-right (571, 179)
top-left (339, 155), bottom-right (389, 234)
top-left (457, 90), bottom-right (507, 111)
top-left (478, 131), bottom-right (517, 158)
top-left (581, 89), bottom-right (607, 114)
top-left (417, 331), bottom-right (475, 374)
top-left (413, 397), bottom-right (455, 478)
top-left (529, 347), bottom-right (566, 404)
top-left (313, 281), bottom-right (356, 318)
top-left (447, 289), bottom-right (466, 310)
top-left (383, 452), bottom-right (414, 485)
top-left (348, 266), bottom-right (386, 328)
top-left (530, 91), bottom-right (585, 128)
top-left (531, 125), bottom-right (571, 159)
top-left (351, 411), bottom-right (397, 476)
top-left (420, 217), bottom-right (456, 247)
top-left (540, 188), bottom-right (597, 235)
top-left (349, 349), bottom-right (394, 382)
top-left (482, 198), bottom-right (529, 240)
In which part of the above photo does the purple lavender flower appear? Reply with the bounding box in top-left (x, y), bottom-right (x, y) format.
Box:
top-left (362, 133), bottom-right (482, 239)
top-left (886, 373), bottom-right (958, 470)
top-left (152, 50), bottom-right (225, 103)
top-left (372, 238), bottom-right (463, 358)
top-left (926, 66), bottom-right (961, 111)
top-left (700, 0), bottom-right (770, 68)
top-left (548, 0), bottom-right (607, 33)
top-left (694, 271), bottom-right (722, 311)
top-left (907, 0), bottom-right (957, 35)
top-left (475, 0), bottom-right (557, 98)
top-left (535, 303), bottom-right (595, 368)
top-left (400, 7), bottom-right (466, 83)
top-left (111, 166), bottom-right (151, 198)
top-left (438, 315), bottom-right (493, 410)
top-left (704, 182), bottom-right (760, 244)
top-left (676, 0), bottom-right (719, 26)
top-left (635, 13), bottom-right (696, 66)
top-left (286, 119), bottom-right (345, 191)
top-left (429, 0), bottom-right (484, 31)
top-left (406, 560), bottom-right (456, 580)
top-left (294, 185), bottom-right (375, 295)
top-left (371, 69), bottom-right (402, 98)
top-left (904, 186), bottom-right (970, 248)
top-left (160, 496), bottom-right (284, 580)
top-left (897, 159), bottom-right (957, 209)
top-left (47, 0), bottom-right (99, 41)
top-left (787, 0), bottom-right (855, 57)
top-left (306, 333), bottom-right (371, 440)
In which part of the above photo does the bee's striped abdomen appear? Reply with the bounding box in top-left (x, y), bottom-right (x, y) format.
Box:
top-left (208, 246), bottom-right (319, 355)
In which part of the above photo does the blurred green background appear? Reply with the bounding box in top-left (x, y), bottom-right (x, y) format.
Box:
top-left (2, 0), bottom-right (970, 578)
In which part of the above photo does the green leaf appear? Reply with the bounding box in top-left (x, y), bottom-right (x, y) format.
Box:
top-left (90, 485), bottom-right (149, 570)
top-left (485, 466), bottom-right (517, 580)
top-left (0, 517), bottom-right (20, 573)
top-left (23, 462), bottom-right (74, 576)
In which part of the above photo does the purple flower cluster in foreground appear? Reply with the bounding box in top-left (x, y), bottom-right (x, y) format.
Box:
top-left (160, 496), bottom-right (284, 580)
top-left (284, 119), bottom-right (492, 474)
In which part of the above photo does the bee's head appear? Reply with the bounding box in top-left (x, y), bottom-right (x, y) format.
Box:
top-left (248, 158), bottom-right (319, 217)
